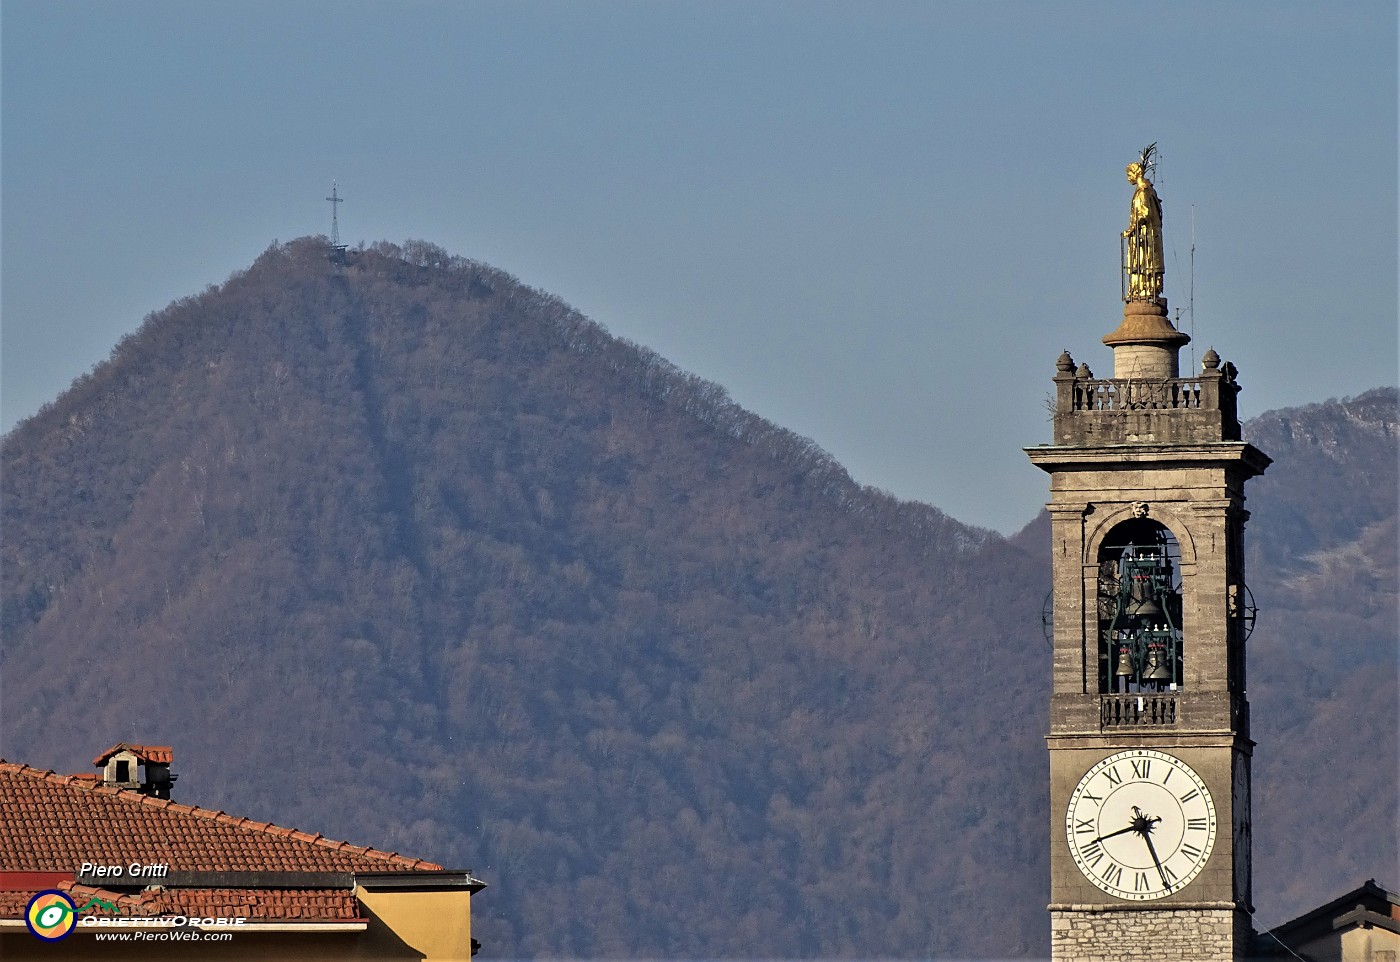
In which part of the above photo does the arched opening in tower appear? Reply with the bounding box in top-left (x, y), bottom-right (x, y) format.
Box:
top-left (1096, 518), bottom-right (1183, 694)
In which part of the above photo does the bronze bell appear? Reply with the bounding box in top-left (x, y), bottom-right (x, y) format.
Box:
top-left (1115, 635), bottom-right (1136, 677)
top-left (1125, 574), bottom-right (1163, 619)
top-left (1143, 635), bottom-right (1172, 681)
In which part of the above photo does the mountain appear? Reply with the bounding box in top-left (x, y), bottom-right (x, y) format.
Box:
top-left (2, 237), bottom-right (1393, 956)
top-left (1237, 389), bottom-right (1397, 926)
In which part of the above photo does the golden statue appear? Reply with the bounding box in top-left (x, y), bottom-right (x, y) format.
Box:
top-left (1122, 144), bottom-right (1164, 301)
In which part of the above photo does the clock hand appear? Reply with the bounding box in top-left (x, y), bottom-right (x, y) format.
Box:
top-left (1091, 824), bottom-right (1139, 844)
top-left (1127, 807), bottom-right (1171, 891)
top-left (1139, 826), bottom-right (1172, 892)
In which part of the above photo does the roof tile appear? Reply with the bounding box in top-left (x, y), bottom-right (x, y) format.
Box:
top-left (93, 744), bottom-right (175, 767)
top-left (0, 760), bottom-right (444, 924)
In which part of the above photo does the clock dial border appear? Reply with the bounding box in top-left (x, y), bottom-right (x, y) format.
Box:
top-left (1065, 748), bottom-right (1218, 902)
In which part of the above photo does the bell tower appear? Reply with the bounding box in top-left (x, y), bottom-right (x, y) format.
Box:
top-left (1025, 146), bottom-right (1270, 962)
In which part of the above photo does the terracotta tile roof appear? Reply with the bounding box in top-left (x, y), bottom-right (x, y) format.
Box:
top-left (93, 743), bottom-right (174, 766)
top-left (0, 760), bottom-right (443, 923)
top-left (0, 761), bottom-right (439, 874)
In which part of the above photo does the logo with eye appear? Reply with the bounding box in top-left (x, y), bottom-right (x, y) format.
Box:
top-left (26, 890), bottom-right (77, 941)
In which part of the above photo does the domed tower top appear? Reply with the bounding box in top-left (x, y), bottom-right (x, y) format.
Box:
top-left (1102, 143), bottom-right (1190, 378)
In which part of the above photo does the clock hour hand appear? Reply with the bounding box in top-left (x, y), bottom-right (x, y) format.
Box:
top-left (1091, 824), bottom-right (1139, 844)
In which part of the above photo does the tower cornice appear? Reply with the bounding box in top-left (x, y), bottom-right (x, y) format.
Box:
top-left (1025, 442), bottom-right (1271, 477)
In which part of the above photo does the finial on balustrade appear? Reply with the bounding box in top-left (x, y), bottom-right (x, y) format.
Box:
top-left (1057, 350), bottom-right (1075, 374)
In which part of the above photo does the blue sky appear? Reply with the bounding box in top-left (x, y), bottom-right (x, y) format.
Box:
top-left (3, 1), bottom-right (1395, 533)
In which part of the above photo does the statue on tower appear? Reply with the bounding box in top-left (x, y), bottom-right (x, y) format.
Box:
top-left (1121, 143), bottom-right (1165, 302)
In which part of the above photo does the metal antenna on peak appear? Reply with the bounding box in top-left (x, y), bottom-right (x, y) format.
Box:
top-left (1188, 205), bottom-right (1196, 371)
top-left (326, 181), bottom-right (345, 248)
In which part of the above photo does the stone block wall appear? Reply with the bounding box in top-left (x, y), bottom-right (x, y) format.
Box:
top-left (1050, 905), bottom-right (1251, 961)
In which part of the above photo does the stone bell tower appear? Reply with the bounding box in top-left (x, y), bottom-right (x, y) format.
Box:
top-left (1025, 146), bottom-right (1270, 962)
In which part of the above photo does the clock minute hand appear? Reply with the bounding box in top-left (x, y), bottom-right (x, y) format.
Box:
top-left (1137, 822), bottom-right (1172, 892)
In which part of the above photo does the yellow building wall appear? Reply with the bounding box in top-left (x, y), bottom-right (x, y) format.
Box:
top-left (357, 885), bottom-right (474, 961)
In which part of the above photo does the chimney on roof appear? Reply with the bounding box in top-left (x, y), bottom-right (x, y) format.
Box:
top-left (93, 744), bottom-right (178, 800)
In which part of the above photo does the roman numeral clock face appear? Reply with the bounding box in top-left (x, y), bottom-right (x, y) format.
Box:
top-left (1066, 749), bottom-right (1217, 900)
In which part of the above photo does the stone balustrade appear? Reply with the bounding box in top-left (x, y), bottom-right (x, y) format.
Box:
top-left (1048, 349), bottom-right (1243, 445)
top-left (1070, 377), bottom-right (1209, 413)
top-left (1100, 693), bottom-right (1178, 727)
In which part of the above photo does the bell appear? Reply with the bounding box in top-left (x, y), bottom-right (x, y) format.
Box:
top-left (1143, 636), bottom-right (1172, 681)
top-left (1115, 636), bottom-right (1136, 677)
top-left (1125, 574), bottom-right (1163, 619)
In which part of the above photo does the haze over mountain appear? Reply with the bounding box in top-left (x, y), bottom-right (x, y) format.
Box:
top-left (2, 238), bottom-right (1394, 957)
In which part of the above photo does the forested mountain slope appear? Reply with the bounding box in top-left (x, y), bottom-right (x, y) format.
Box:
top-left (2, 238), bottom-right (1393, 955)
top-left (2, 238), bottom-right (1041, 958)
top-left (1239, 389), bottom-right (1397, 928)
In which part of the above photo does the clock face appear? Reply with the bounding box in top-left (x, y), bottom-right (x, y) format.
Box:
top-left (1066, 749), bottom-right (1217, 901)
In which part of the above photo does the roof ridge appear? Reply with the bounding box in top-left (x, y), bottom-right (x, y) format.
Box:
top-left (1, 761), bottom-right (441, 871)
